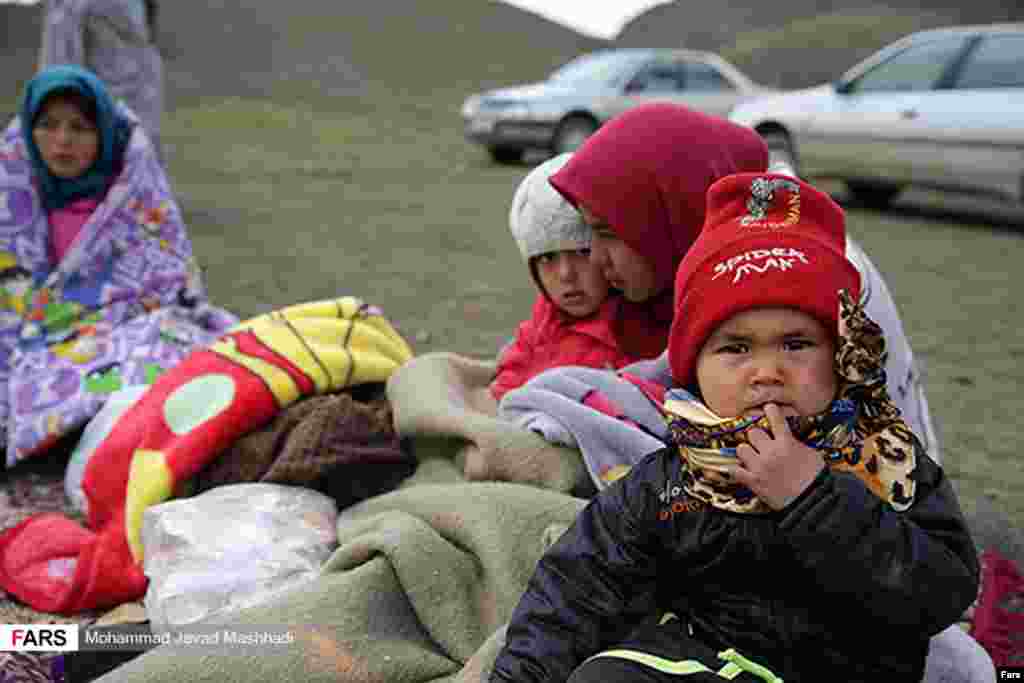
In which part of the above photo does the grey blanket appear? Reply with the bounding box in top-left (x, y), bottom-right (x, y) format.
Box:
top-left (498, 366), bottom-right (667, 490)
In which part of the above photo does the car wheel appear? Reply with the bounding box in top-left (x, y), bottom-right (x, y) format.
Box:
top-left (845, 181), bottom-right (904, 209)
top-left (760, 131), bottom-right (799, 177)
top-left (488, 146), bottom-right (524, 164)
top-left (552, 115), bottom-right (598, 155)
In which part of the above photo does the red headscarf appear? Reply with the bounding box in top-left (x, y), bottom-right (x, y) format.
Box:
top-left (549, 103), bottom-right (768, 357)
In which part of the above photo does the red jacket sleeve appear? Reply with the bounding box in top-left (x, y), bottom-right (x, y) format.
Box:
top-left (491, 317), bottom-right (539, 401)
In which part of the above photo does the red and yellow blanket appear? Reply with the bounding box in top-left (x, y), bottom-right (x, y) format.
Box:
top-left (0, 297), bottom-right (412, 613)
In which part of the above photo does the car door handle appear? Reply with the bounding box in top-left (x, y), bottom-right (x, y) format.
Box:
top-left (900, 109), bottom-right (918, 120)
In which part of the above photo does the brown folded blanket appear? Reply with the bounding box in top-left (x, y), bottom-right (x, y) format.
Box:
top-left (190, 385), bottom-right (415, 510)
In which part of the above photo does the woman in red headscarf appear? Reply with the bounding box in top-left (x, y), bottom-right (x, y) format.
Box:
top-left (548, 103), bottom-right (768, 359)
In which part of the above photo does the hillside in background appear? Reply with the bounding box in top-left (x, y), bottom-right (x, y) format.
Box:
top-left (2, 1), bottom-right (608, 112)
top-left (155, 0), bottom-right (609, 103)
top-left (6, 1), bottom-right (1020, 103)
top-left (617, 1), bottom-right (1022, 87)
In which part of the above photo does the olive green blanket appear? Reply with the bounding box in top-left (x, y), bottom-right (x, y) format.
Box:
top-left (95, 467), bottom-right (586, 683)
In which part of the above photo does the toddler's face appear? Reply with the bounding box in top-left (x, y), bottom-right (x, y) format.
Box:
top-left (32, 95), bottom-right (99, 179)
top-left (535, 248), bottom-right (609, 318)
top-left (695, 307), bottom-right (837, 419)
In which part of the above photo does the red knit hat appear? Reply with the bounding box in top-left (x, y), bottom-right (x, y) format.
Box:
top-left (668, 173), bottom-right (861, 388)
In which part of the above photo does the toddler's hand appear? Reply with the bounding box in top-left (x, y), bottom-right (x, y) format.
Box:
top-left (732, 403), bottom-right (824, 510)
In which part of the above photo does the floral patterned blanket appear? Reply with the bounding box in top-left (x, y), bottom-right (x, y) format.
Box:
top-left (0, 110), bottom-right (237, 466)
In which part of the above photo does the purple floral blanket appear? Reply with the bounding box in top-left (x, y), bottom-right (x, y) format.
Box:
top-left (0, 110), bottom-right (237, 466)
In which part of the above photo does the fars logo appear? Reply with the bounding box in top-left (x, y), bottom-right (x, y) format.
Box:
top-left (0, 624), bottom-right (78, 652)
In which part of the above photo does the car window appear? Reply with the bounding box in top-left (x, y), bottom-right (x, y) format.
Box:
top-left (627, 60), bottom-right (686, 93)
top-left (685, 62), bottom-right (736, 92)
top-left (549, 51), bottom-right (653, 86)
top-left (953, 34), bottom-right (1024, 89)
top-left (849, 37), bottom-right (969, 93)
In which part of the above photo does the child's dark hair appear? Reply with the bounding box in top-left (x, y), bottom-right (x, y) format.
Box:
top-left (528, 255), bottom-right (546, 297)
top-left (34, 88), bottom-right (98, 128)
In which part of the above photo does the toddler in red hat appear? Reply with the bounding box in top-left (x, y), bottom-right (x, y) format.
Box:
top-left (489, 173), bottom-right (979, 683)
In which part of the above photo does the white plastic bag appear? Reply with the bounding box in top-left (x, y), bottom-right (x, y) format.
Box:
top-left (64, 384), bottom-right (150, 515)
top-left (142, 483), bottom-right (338, 635)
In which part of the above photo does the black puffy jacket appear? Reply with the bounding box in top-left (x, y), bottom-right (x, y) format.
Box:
top-left (490, 446), bottom-right (979, 683)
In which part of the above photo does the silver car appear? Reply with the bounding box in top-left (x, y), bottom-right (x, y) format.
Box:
top-left (462, 48), bottom-right (768, 164)
top-left (729, 24), bottom-right (1024, 207)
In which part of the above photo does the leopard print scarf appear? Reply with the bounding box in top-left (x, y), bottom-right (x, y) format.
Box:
top-left (664, 290), bottom-right (918, 514)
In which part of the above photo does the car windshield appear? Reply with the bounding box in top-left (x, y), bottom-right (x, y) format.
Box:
top-left (548, 51), bottom-right (651, 86)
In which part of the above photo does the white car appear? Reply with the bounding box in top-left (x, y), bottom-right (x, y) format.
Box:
top-left (729, 24), bottom-right (1024, 207)
top-left (462, 48), bottom-right (770, 164)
